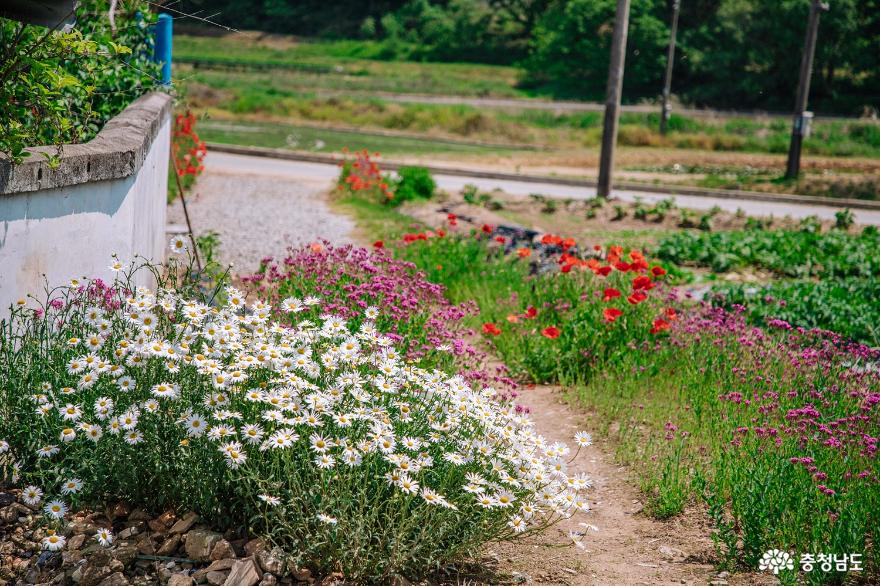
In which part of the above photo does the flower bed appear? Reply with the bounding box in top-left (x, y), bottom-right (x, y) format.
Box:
top-left (394, 227), bottom-right (678, 385)
top-left (243, 242), bottom-right (517, 398)
top-left (0, 251), bottom-right (589, 581)
top-left (575, 304), bottom-right (880, 581)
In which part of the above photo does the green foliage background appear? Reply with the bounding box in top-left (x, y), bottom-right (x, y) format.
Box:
top-left (0, 0), bottom-right (160, 163)
top-left (174, 0), bottom-right (880, 115)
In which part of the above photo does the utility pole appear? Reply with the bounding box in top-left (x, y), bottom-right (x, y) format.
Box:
top-left (597, 0), bottom-right (632, 198)
top-left (785, 0), bottom-right (828, 180)
top-left (659, 0), bottom-right (681, 135)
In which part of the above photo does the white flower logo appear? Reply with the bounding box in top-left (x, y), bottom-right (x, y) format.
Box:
top-left (759, 549), bottom-right (794, 574)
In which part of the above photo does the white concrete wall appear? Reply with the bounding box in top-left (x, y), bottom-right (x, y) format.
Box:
top-left (0, 116), bottom-right (169, 314)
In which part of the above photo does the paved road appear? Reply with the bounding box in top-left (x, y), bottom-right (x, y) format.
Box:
top-left (205, 151), bottom-right (880, 225)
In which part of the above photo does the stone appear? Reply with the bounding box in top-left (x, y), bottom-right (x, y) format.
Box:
top-left (206, 559), bottom-right (236, 573)
top-left (184, 530), bottom-right (222, 562)
top-left (79, 551), bottom-right (123, 586)
top-left (127, 510), bottom-right (151, 523)
top-left (117, 527), bottom-right (139, 540)
top-left (136, 535), bottom-right (156, 556)
top-left (243, 538), bottom-right (266, 557)
top-left (658, 545), bottom-right (687, 562)
top-left (290, 567), bottom-right (312, 582)
top-left (96, 573), bottom-right (129, 586)
top-left (167, 576), bottom-right (194, 586)
top-left (61, 550), bottom-right (84, 567)
top-left (69, 520), bottom-right (100, 536)
top-left (206, 571), bottom-right (227, 585)
top-left (169, 512), bottom-right (199, 535)
top-left (256, 548), bottom-right (283, 575)
top-left (67, 535), bottom-right (87, 550)
top-left (258, 575), bottom-right (277, 586)
top-left (224, 558), bottom-right (261, 586)
top-left (114, 543), bottom-right (139, 566)
top-left (157, 535), bottom-right (181, 557)
top-left (209, 540), bottom-right (235, 561)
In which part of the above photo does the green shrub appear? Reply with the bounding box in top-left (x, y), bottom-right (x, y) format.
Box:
top-left (1, 1), bottom-right (160, 163)
top-left (393, 166), bottom-right (436, 204)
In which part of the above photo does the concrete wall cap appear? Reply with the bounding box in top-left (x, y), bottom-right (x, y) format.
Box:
top-left (0, 92), bottom-right (173, 195)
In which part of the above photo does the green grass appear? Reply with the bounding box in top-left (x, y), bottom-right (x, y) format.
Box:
top-left (174, 35), bottom-right (522, 97)
top-left (176, 35), bottom-right (880, 160)
top-left (197, 119), bottom-right (513, 156)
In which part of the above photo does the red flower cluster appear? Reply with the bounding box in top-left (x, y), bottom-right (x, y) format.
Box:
top-left (172, 111), bottom-right (207, 178)
top-left (340, 149), bottom-right (393, 200)
top-left (402, 230), bottom-right (446, 244)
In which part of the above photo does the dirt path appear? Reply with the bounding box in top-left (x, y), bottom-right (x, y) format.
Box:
top-left (491, 385), bottom-right (720, 586)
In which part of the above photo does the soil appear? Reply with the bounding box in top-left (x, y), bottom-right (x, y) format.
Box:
top-left (401, 188), bottom-right (846, 252)
top-left (488, 385), bottom-right (719, 586)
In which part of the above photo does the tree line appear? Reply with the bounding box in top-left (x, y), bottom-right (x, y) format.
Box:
top-left (175, 0), bottom-right (880, 115)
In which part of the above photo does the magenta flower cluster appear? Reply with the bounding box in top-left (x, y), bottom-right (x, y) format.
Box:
top-left (243, 243), bottom-right (518, 398)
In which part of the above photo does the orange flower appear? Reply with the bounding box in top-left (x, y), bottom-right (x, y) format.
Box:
top-left (506, 314), bottom-right (520, 324)
top-left (603, 308), bottom-right (623, 322)
top-left (627, 292), bottom-right (648, 305)
top-left (602, 288), bottom-right (621, 302)
top-left (541, 326), bottom-right (561, 339)
top-left (517, 247), bottom-right (532, 258)
top-left (482, 322), bottom-right (502, 336)
top-left (632, 275), bottom-right (654, 291)
top-left (650, 318), bottom-right (671, 334)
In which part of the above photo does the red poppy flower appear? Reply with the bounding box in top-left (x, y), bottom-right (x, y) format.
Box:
top-left (437, 229), bottom-right (446, 237)
top-left (628, 292), bottom-right (648, 305)
top-left (482, 322), bottom-right (502, 336)
top-left (632, 275), bottom-right (654, 290)
top-left (373, 240), bottom-right (384, 248)
top-left (524, 306), bottom-right (538, 319)
top-left (596, 266), bottom-right (613, 277)
top-left (481, 224), bottom-right (493, 234)
top-left (542, 326), bottom-right (561, 339)
top-left (650, 318), bottom-right (671, 334)
top-left (562, 237), bottom-right (576, 250)
top-left (517, 247), bottom-right (532, 258)
top-left (614, 261), bottom-right (631, 272)
top-left (603, 308), bottom-right (623, 322)
top-left (664, 307), bottom-right (677, 320)
top-left (561, 263), bottom-right (573, 274)
top-left (495, 236), bottom-right (507, 244)
top-left (593, 244), bottom-right (603, 251)
top-left (447, 213), bottom-right (457, 221)
top-left (541, 234), bottom-right (562, 245)
top-left (603, 288), bottom-right (621, 302)
top-left (651, 265), bottom-right (667, 277)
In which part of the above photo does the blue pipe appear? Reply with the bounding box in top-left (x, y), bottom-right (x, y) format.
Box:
top-left (153, 13), bottom-right (172, 85)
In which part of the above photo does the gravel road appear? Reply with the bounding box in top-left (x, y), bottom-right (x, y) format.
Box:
top-left (166, 158), bottom-right (354, 275)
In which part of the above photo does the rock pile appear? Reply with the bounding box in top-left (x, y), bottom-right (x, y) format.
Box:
top-left (0, 490), bottom-right (316, 586)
